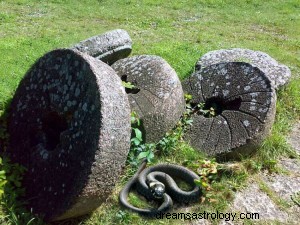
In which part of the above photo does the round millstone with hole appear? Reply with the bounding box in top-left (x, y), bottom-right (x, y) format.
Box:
top-left (195, 48), bottom-right (291, 89)
top-left (182, 62), bottom-right (276, 158)
top-left (71, 29), bottom-right (132, 65)
top-left (7, 49), bottom-right (131, 221)
top-left (112, 55), bottom-right (185, 143)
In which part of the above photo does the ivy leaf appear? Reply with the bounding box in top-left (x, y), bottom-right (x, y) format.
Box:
top-left (146, 151), bottom-right (154, 162)
top-left (133, 128), bottom-right (142, 141)
top-left (131, 137), bottom-right (140, 146)
top-left (137, 151), bottom-right (149, 160)
top-left (130, 111), bottom-right (140, 126)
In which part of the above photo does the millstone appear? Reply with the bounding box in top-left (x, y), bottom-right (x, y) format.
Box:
top-left (7, 49), bottom-right (131, 221)
top-left (112, 55), bottom-right (185, 143)
top-left (182, 62), bottom-right (276, 157)
top-left (71, 29), bottom-right (132, 65)
top-left (195, 48), bottom-right (291, 89)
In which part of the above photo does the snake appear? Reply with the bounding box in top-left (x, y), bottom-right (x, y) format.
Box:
top-left (119, 159), bottom-right (201, 217)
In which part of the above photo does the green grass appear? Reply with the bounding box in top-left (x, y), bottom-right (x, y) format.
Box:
top-left (0, 0), bottom-right (300, 224)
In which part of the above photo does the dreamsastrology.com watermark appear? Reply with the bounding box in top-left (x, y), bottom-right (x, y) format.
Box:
top-left (155, 211), bottom-right (259, 221)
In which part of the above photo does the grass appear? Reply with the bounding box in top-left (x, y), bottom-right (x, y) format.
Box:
top-left (0, 0), bottom-right (300, 224)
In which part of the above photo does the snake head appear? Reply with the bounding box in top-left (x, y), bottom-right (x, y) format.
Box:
top-left (149, 182), bottom-right (165, 199)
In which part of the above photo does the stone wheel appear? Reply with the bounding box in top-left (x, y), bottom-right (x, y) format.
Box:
top-left (7, 49), bottom-right (131, 221)
top-left (71, 29), bottom-right (132, 65)
top-left (195, 48), bottom-right (291, 89)
top-left (112, 55), bottom-right (185, 143)
top-left (183, 62), bottom-right (276, 158)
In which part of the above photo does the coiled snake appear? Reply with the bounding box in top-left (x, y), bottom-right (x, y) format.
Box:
top-left (119, 159), bottom-right (201, 217)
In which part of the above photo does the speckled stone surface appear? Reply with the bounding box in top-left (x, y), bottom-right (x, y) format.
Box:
top-left (189, 158), bottom-right (300, 225)
top-left (287, 121), bottom-right (300, 155)
top-left (112, 55), bottom-right (185, 143)
top-left (183, 62), bottom-right (276, 157)
top-left (232, 183), bottom-right (288, 223)
top-left (71, 29), bottom-right (132, 65)
top-left (263, 158), bottom-right (300, 201)
top-left (196, 48), bottom-right (291, 89)
top-left (7, 49), bottom-right (131, 221)
top-left (190, 219), bottom-right (212, 225)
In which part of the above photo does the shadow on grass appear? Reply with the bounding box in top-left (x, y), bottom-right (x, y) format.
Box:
top-left (0, 98), bottom-right (12, 154)
top-left (49, 214), bottom-right (92, 225)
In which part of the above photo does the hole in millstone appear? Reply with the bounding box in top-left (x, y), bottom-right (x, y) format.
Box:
top-left (40, 111), bottom-right (68, 151)
top-left (121, 75), bottom-right (140, 94)
top-left (192, 97), bottom-right (242, 118)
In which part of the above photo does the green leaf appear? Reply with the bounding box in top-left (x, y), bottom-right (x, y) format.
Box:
top-left (130, 111), bottom-right (140, 126)
top-left (122, 81), bottom-right (135, 89)
top-left (131, 137), bottom-right (141, 146)
top-left (137, 151), bottom-right (149, 160)
top-left (194, 179), bottom-right (202, 186)
top-left (147, 151), bottom-right (154, 162)
top-left (184, 94), bottom-right (192, 101)
top-left (0, 180), bottom-right (7, 187)
top-left (133, 128), bottom-right (142, 141)
top-left (0, 170), bottom-right (5, 177)
top-left (201, 182), bottom-right (209, 187)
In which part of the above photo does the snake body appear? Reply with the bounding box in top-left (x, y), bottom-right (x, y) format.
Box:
top-left (119, 160), bottom-right (201, 217)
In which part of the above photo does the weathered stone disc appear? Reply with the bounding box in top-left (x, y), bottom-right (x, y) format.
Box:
top-left (183, 62), bottom-right (276, 157)
top-left (195, 48), bottom-right (291, 89)
top-left (7, 49), bottom-right (131, 221)
top-left (71, 29), bottom-right (132, 65)
top-left (112, 55), bottom-right (185, 143)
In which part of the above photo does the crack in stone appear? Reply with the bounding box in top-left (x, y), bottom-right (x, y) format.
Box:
top-left (204, 117), bottom-right (215, 146)
top-left (142, 87), bottom-right (163, 100)
top-left (130, 95), bottom-right (146, 116)
top-left (162, 87), bottom-right (176, 105)
top-left (213, 131), bottom-right (222, 153)
top-left (229, 109), bottom-right (264, 126)
top-left (220, 114), bottom-right (233, 148)
top-left (241, 101), bottom-right (268, 107)
top-left (248, 77), bottom-right (264, 85)
top-left (199, 74), bottom-right (206, 101)
top-left (236, 109), bottom-right (265, 124)
top-left (139, 90), bottom-right (156, 108)
top-left (224, 90), bottom-right (272, 102)
top-left (240, 120), bottom-right (251, 138)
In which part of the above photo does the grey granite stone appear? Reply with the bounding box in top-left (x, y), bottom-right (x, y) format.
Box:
top-left (264, 173), bottom-right (300, 202)
top-left (112, 55), bottom-right (185, 143)
top-left (190, 219), bottom-right (212, 225)
top-left (232, 183), bottom-right (288, 223)
top-left (279, 157), bottom-right (300, 174)
top-left (196, 48), bottom-right (291, 89)
top-left (287, 121), bottom-right (300, 155)
top-left (7, 49), bottom-right (131, 221)
top-left (183, 62), bottom-right (276, 158)
top-left (263, 158), bottom-right (300, 202)
top-left (71, 29), bottom-right (132, 65)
